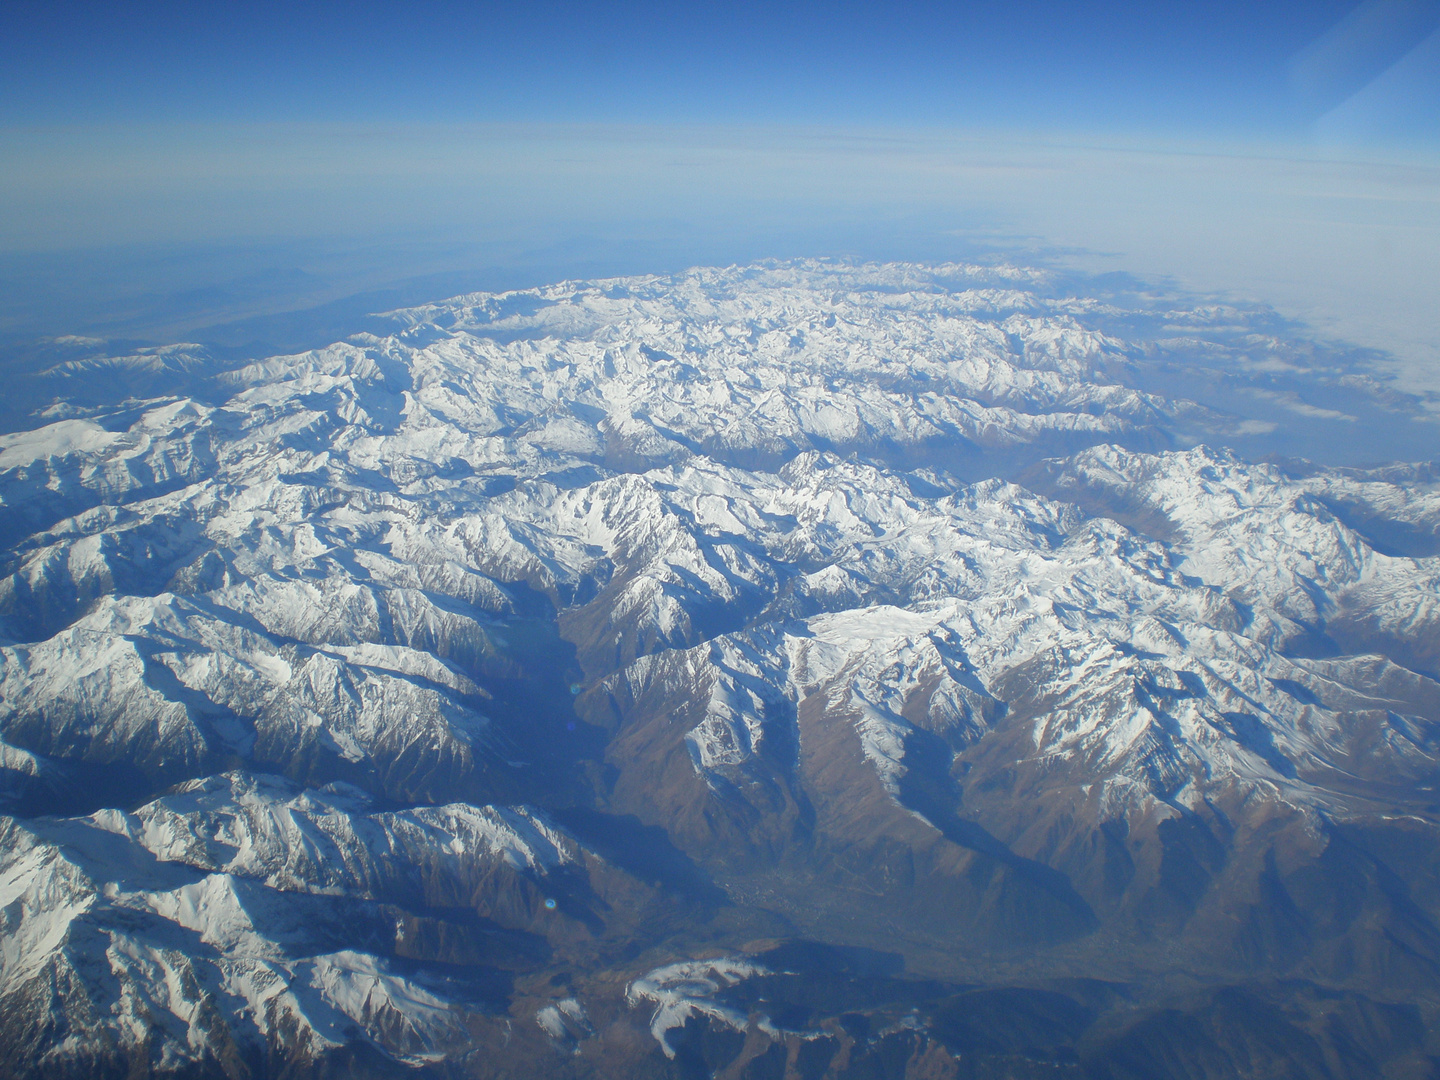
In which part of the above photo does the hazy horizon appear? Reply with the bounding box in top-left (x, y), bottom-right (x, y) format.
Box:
top-left (2, 0), bottom-right (1438, 413)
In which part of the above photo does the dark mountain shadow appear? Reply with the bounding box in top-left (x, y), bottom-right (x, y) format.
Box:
top-left (897, 726), bottom-right (1098, 941)
top-left (550, 807), bottom-right (728, 907)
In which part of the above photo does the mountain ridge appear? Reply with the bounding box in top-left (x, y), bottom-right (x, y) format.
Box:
top-left (0, 259), bottom-right (1438, 1077)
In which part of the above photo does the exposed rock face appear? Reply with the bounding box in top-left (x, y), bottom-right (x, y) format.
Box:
top-left (1, 261), bottom-right (1438, 1077)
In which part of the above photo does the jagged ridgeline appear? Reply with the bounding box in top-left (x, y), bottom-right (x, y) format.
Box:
top-left (1, 261), bottom-right (1438, 1078)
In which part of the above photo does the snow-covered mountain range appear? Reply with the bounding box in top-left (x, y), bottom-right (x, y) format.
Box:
top-left (1, 261), bottom-right (1438, 1078)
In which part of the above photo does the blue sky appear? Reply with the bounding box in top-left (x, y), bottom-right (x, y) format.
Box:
top-left (4, 0), bottom-right (1437, 138)
top-left (1, 1), bottom-right (1438, 395)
